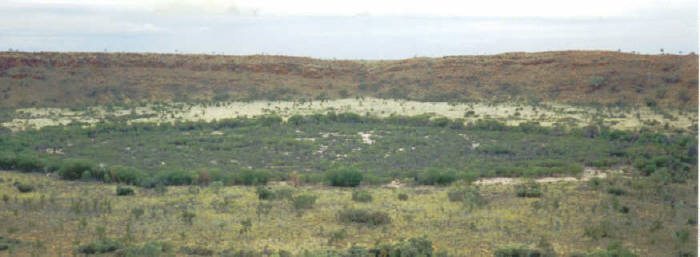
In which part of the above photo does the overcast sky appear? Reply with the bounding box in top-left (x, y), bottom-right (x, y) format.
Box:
top-left (0, 0), bottom-right (697, 59)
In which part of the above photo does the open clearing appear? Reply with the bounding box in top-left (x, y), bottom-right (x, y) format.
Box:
top-left (3, 98), bottom-right (696, 132)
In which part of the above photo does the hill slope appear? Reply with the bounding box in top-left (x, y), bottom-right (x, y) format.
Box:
top-left (0, 51), bottom-right (696, 108)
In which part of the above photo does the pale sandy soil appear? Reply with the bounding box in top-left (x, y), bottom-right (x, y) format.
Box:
top-left (2, 98), bottom-right (695, 131)
top-left (473, 167), bottom-right (623, 186)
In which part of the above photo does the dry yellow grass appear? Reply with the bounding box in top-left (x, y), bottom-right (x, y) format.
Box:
top-left (0, 171), bottom-right (695, 256)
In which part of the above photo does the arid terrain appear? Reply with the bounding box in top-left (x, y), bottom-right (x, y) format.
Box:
top-left (0, 51), bottom-right (696, 257)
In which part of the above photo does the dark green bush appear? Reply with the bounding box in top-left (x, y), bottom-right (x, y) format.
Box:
top-left (115, 240), bottom-right (174, 256)
top-left (493, 244), bottom-right (555, 257)
top-left (584, 241), bottom-right (637, 257)
top-left (14, 154), bottom-right (43, 172)
top-left (352, 190), bottom-right (373, 202)
top-left (418, 168), bottom-right (457, 186)
top-left (373, 237), bottom-right (434, 257)
top-left (109, 165), bottom-right (143, 184)
top-left (447, 186), bottom-right (487, 210)
top-left (58, 159), bottom-right (98, 180)
top-left (256, 187), bottom-right (275, 200)
top-left (327, 167), bottom-right (363, 187)
top-left (235, 169), bottom-right (271, 185)
top-left (179, 246), bottom-right (214, 256)
top-left (15, 182), bottom-right (34, 193)
top-left (398, 193), bottom-right (409, 201)
top-left (584, 220), bottom-right (615, 240)
top-left (291, 194), bottom-right (317, 210)
top-left (156, 169), bottom-right (196, 185)
top-left (515, 180), bottom-right (542, 197)
top-left (78, 239), bottom-right (121, 254)
top-left (116, 186), bottom-right (135, 196)
top-left (606, 187), bottom-right (626, 196)
top-left (337, 208), bottom-right (391, 226)
top-left (0, 152), bottom-right (16, 170)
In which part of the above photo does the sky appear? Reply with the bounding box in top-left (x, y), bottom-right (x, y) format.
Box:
top-left (0, 0), bottom-right (697, 59)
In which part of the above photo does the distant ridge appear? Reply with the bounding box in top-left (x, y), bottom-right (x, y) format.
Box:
top-left (0, 51), bottom-right (696, 108)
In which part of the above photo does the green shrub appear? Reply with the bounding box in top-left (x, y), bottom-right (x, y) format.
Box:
top-left (156, 169), bottom-right (196, 185)
top-left (58, 159), bottom-right (98, 180)
top-left (109, 165), bottom-right (143, 184)
top-left (398, 193), bottom-right (409, 201)
top-left (515, 180), bottom-right (542, 197)
top-left (181, 210), bottom-right (196, 225)
top-left (606, 187), bottom-right (626, 196)
top-left (493, 244), bottom-right (555, 257)
top-left (179, 246), bottom-right (214, 256)
top-left (256, 187), bottom-right (275, 200)
top-left (291, 194), bottom-right (317, 210)
top-left (14, 154), bottom-right (43, 172)
top-left (584, 220), bottom-right (615, 240)
top-left (0, 152), bottom-right (15, 170)
top-left (352, 190), bottom-right (373, 202)
top-left (373, 237), bottom-right (434, 257)
top-left (235, 169), bottom-right (271, 185)
top-left (209, 181), bottom-right (224, 192)
top-left (327, 167), bottom-right (363, 187)
top-left (115, 240), bottom-right (174, 256)
top-left (584, 241), bottom-right (638, 257)
top-left (78, 239), bottom-right (121, 254)
top-left (116, 186), bottom-right (135, 196)
top-left (15, 182), bottom-right (34, 193)
top-left (337, 208), bottom-right (391, 226)
top-left (418, 168), bottom-right (457, 186)
top-left (447, 186), bottom-right (487, 210)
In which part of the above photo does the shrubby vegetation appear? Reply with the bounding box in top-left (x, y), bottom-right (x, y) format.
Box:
top-left (327, 167), bottom-right (363, 187)
top-left (351, 190), bottom-right (373, 202)
top-left (337, 208), bottom-right (391, 226)
top-left (0, 113), bottom-right (695, 188)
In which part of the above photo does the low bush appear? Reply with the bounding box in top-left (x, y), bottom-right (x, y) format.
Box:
top-left (584, 220), bottom-right (616, 240)
top-left (109, 165), bottom-right (143, 185)
top-left (116, 186), bottom-right (135, 196)
top-left (235, 169), bottom-right (271, 185)
top-left (493, 244), bottom-right (555, 257)
top-left (0, 152), bottom-right (15, 170)
top-left (606, 187), bottom-right (626, 196)
top-left (447, 186), bottom-right (487, 210)
top-left (179, 246), bottom-right (215, 256)
top-left (59, 159), bottom-right (98, 180)
top-left (327, 167), bottom-right (363, 187)
top-left (398, 192), bottom-right (409, 201)
top-left (0, 236), bottom-right (21, 251)
top-left (337, 208), bottom-right (391, 226)
top-left (15, 182), bottom-right (34, 193)
top-left (14, 154), bottom-right (43, 172)
top-left (291, 194), bottom-right (317, 210)
top-left (115, 241), bottom-right (174, 256)
top-left (256, 186), bottom-right (295, 200)
top-left (583, 241), bottom-right (638, 257)
top-left (373, 237), bottom-right (434, 257)
top-left (156, 169), bottom-right (196, 185)
top-left (515, 180), bottom-right (542, 197)
top-left (352, 190), bottom-right (373, 202)
top-left (256, 187), bottom-right (275, 200)
top-left (417, 168), bottom-right (457, 186)
top-left (78, 239), bottom-right (121, 254)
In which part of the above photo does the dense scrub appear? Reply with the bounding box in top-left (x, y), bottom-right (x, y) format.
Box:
top-left (0, 113), bottom-right (696, 187)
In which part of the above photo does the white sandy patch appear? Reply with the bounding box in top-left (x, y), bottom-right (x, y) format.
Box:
top-left (2, 98), bottom-right (696, 131)
top-left (474, 167), bottom-right (618, 186)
